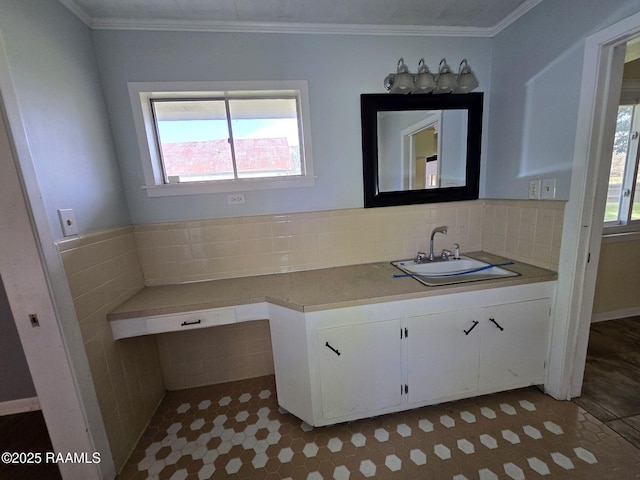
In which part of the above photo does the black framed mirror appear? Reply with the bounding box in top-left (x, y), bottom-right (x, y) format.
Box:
top-left (361, 92), bottom-right (483, 208)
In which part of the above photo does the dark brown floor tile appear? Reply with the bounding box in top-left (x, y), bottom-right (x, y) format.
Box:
top-left (118, 373), bottom-right (640, 479)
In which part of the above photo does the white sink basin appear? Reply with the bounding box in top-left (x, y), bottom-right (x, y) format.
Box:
top-left (391, 255), bottom-right (519, 286)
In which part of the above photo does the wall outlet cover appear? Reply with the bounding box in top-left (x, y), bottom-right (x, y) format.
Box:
top-left (227, 194), bottom-right (246, 205)
top-left (541, 178), bottom-right (557, 199)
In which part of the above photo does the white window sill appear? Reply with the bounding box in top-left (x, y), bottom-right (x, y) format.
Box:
top-left (602, 225), bottom-right (640, 244)
top-left (143, 175), bottom-right (316, 197)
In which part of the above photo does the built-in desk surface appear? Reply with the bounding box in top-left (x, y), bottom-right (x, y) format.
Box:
top-left (109, 252), bottom-right (557, 321)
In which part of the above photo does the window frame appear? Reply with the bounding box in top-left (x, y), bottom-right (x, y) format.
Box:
top-left (604, 99), bottom-right (640, 233)
top-left (128, 81), bottom-right (315, 197)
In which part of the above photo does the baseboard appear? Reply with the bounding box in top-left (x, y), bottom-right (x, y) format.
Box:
top-left (591, 307), bottom-right (640, 323)
top-left (0, 396), bottom-right (40, 416)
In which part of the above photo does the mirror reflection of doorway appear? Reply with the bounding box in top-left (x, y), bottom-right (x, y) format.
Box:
top-left (413, 126), bottom-right (439, 190)
top-left (404, 112), bottom-right (441, 190)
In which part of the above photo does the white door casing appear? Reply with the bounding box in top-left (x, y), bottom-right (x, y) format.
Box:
top-left (548, 10), bottom-right (640, 400)
top-left (0, 35), bottom-right (114, 479)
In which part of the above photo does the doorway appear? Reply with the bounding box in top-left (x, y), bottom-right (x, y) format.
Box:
top-left (0, 37), bottom-right (114, 478)
top-left (547, 12), bottom-right (640, 403)
top-left (571, 33), bottom-right (640, 449)
top-left (544, 11), bottom-right (640, 402)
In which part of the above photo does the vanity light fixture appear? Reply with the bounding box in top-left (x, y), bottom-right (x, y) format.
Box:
top-left (383, 57), bottom-right (479, 94)
top-left (455, 59), bottom-right (480, 93)
top-left (434, 58), bottom-right (457, 94)
top-left (414, 58), bottom-right (437, 93)
top-left (383, 58), bottom-right (415, 94)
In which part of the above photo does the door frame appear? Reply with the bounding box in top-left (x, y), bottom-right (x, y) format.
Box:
top-left (0, 35), bottom-right (114, 479)
top-left (546, 10), bottom-right (640, 400)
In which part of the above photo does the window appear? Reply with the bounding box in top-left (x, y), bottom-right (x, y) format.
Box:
top-left (604, 103), bottom-right (640, 227)
top-left (129, 81), bottom-right (314, 196)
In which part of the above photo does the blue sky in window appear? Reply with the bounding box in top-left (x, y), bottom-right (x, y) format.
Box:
top-left (158, 119), bottom-right (299, 145)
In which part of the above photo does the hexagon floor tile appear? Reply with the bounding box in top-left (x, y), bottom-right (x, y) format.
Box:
top-left (117, 376), bottom-right (640, 480)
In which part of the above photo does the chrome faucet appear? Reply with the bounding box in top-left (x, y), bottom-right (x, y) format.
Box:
top-left (429, 226), bottom-right (448, 261)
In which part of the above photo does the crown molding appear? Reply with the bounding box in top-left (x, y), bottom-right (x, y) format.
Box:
top-left (58, 0), bottom-right (93, 26)
top-left (59, 0), bottom-right (542, 38)
top-left (490, 0), bottom-right (543, 36)
top-left (90, 18), bottom-right (493, 37)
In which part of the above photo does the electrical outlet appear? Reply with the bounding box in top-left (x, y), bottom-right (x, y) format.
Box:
top-left (57, 209), bottom-right (78, 236)
top-left (227, 194), bottom-right (246, 205)
top-left (541, 178), bottom-right (556, 199)
top-left (528, 180), bottom-right (541, 199)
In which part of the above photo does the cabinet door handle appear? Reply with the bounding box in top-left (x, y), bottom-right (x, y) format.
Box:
top-left (489, 318), bottom-right (504, 331)
top-left (464, 320), bottom-right (479, 335)
top-left (325, 342), bottom-right (341, 356)
top-left (181, 319), bottom-right (202, 327)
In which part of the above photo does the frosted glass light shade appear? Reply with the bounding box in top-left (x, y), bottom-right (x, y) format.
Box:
top-left (434, 59), bottom-right (457, 94)
top-left (414, 58), bottom-right (436, 93)
top-left (384, 58), bottom-right (415, 93)
top-left (455, 59), bottom-right (479, 93)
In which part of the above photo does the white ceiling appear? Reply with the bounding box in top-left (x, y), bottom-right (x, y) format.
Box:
top-left (59, 0), bottom-right (543, 36)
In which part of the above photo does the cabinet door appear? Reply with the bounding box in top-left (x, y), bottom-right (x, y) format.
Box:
top-left (479, 298), bottom-right (550, 391)
top-left (407, 309), bottom-right (481, 404)
top-left (317, 319), bottom-right (402, 420)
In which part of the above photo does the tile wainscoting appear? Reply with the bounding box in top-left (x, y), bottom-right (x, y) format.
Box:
top-left (56, 227), bottom-right (165, 471)
top-left (157, 320), bottom-right (274, 391)
top-left (56, 199), bottom-right (564, 472)
top-left (482, 199), bottom-right (564, 272)
top-left (134, 199), bottom-right (564, 287)
top-left (133, 203), bottom-right (484, 286)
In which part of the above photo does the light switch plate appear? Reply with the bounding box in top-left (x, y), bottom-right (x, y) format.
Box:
top-left (58, 209), bottom-right (78, 236)
top-left (528, 179), bottom-right (541, 199)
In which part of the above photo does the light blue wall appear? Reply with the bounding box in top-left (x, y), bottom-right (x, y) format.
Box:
top-left (486, 0), bottom-right (640, 200)
top-left (0, 0), bottom-right (131, 238)
top-left (6, 1), bottom-right (638, 228)
top-left (92, 29), bottom-right (491, 223)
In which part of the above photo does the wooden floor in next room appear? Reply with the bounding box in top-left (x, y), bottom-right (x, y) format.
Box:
top-left (572, 315), bottom-right (640, 450)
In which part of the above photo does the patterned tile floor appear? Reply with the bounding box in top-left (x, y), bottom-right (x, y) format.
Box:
top-left (117, 375), bottom-right (640, 480)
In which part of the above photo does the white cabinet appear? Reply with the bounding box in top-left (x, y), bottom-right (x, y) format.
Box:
top-left (406, 298), bottom-right (550, 406)
top-left (407, 310), bottom-right (481, 404)
top-left (269, 281), bottom-right (555, 427)
top-left (317, 319), bottom-right (402, 420)
top-left (479, 299), bottom-right (550, 391)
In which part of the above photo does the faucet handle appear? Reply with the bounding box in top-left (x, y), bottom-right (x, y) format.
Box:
top-left (415, 252), bottom-right (428, 263)
top-left (441, 249), bottom-right (452, 260)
